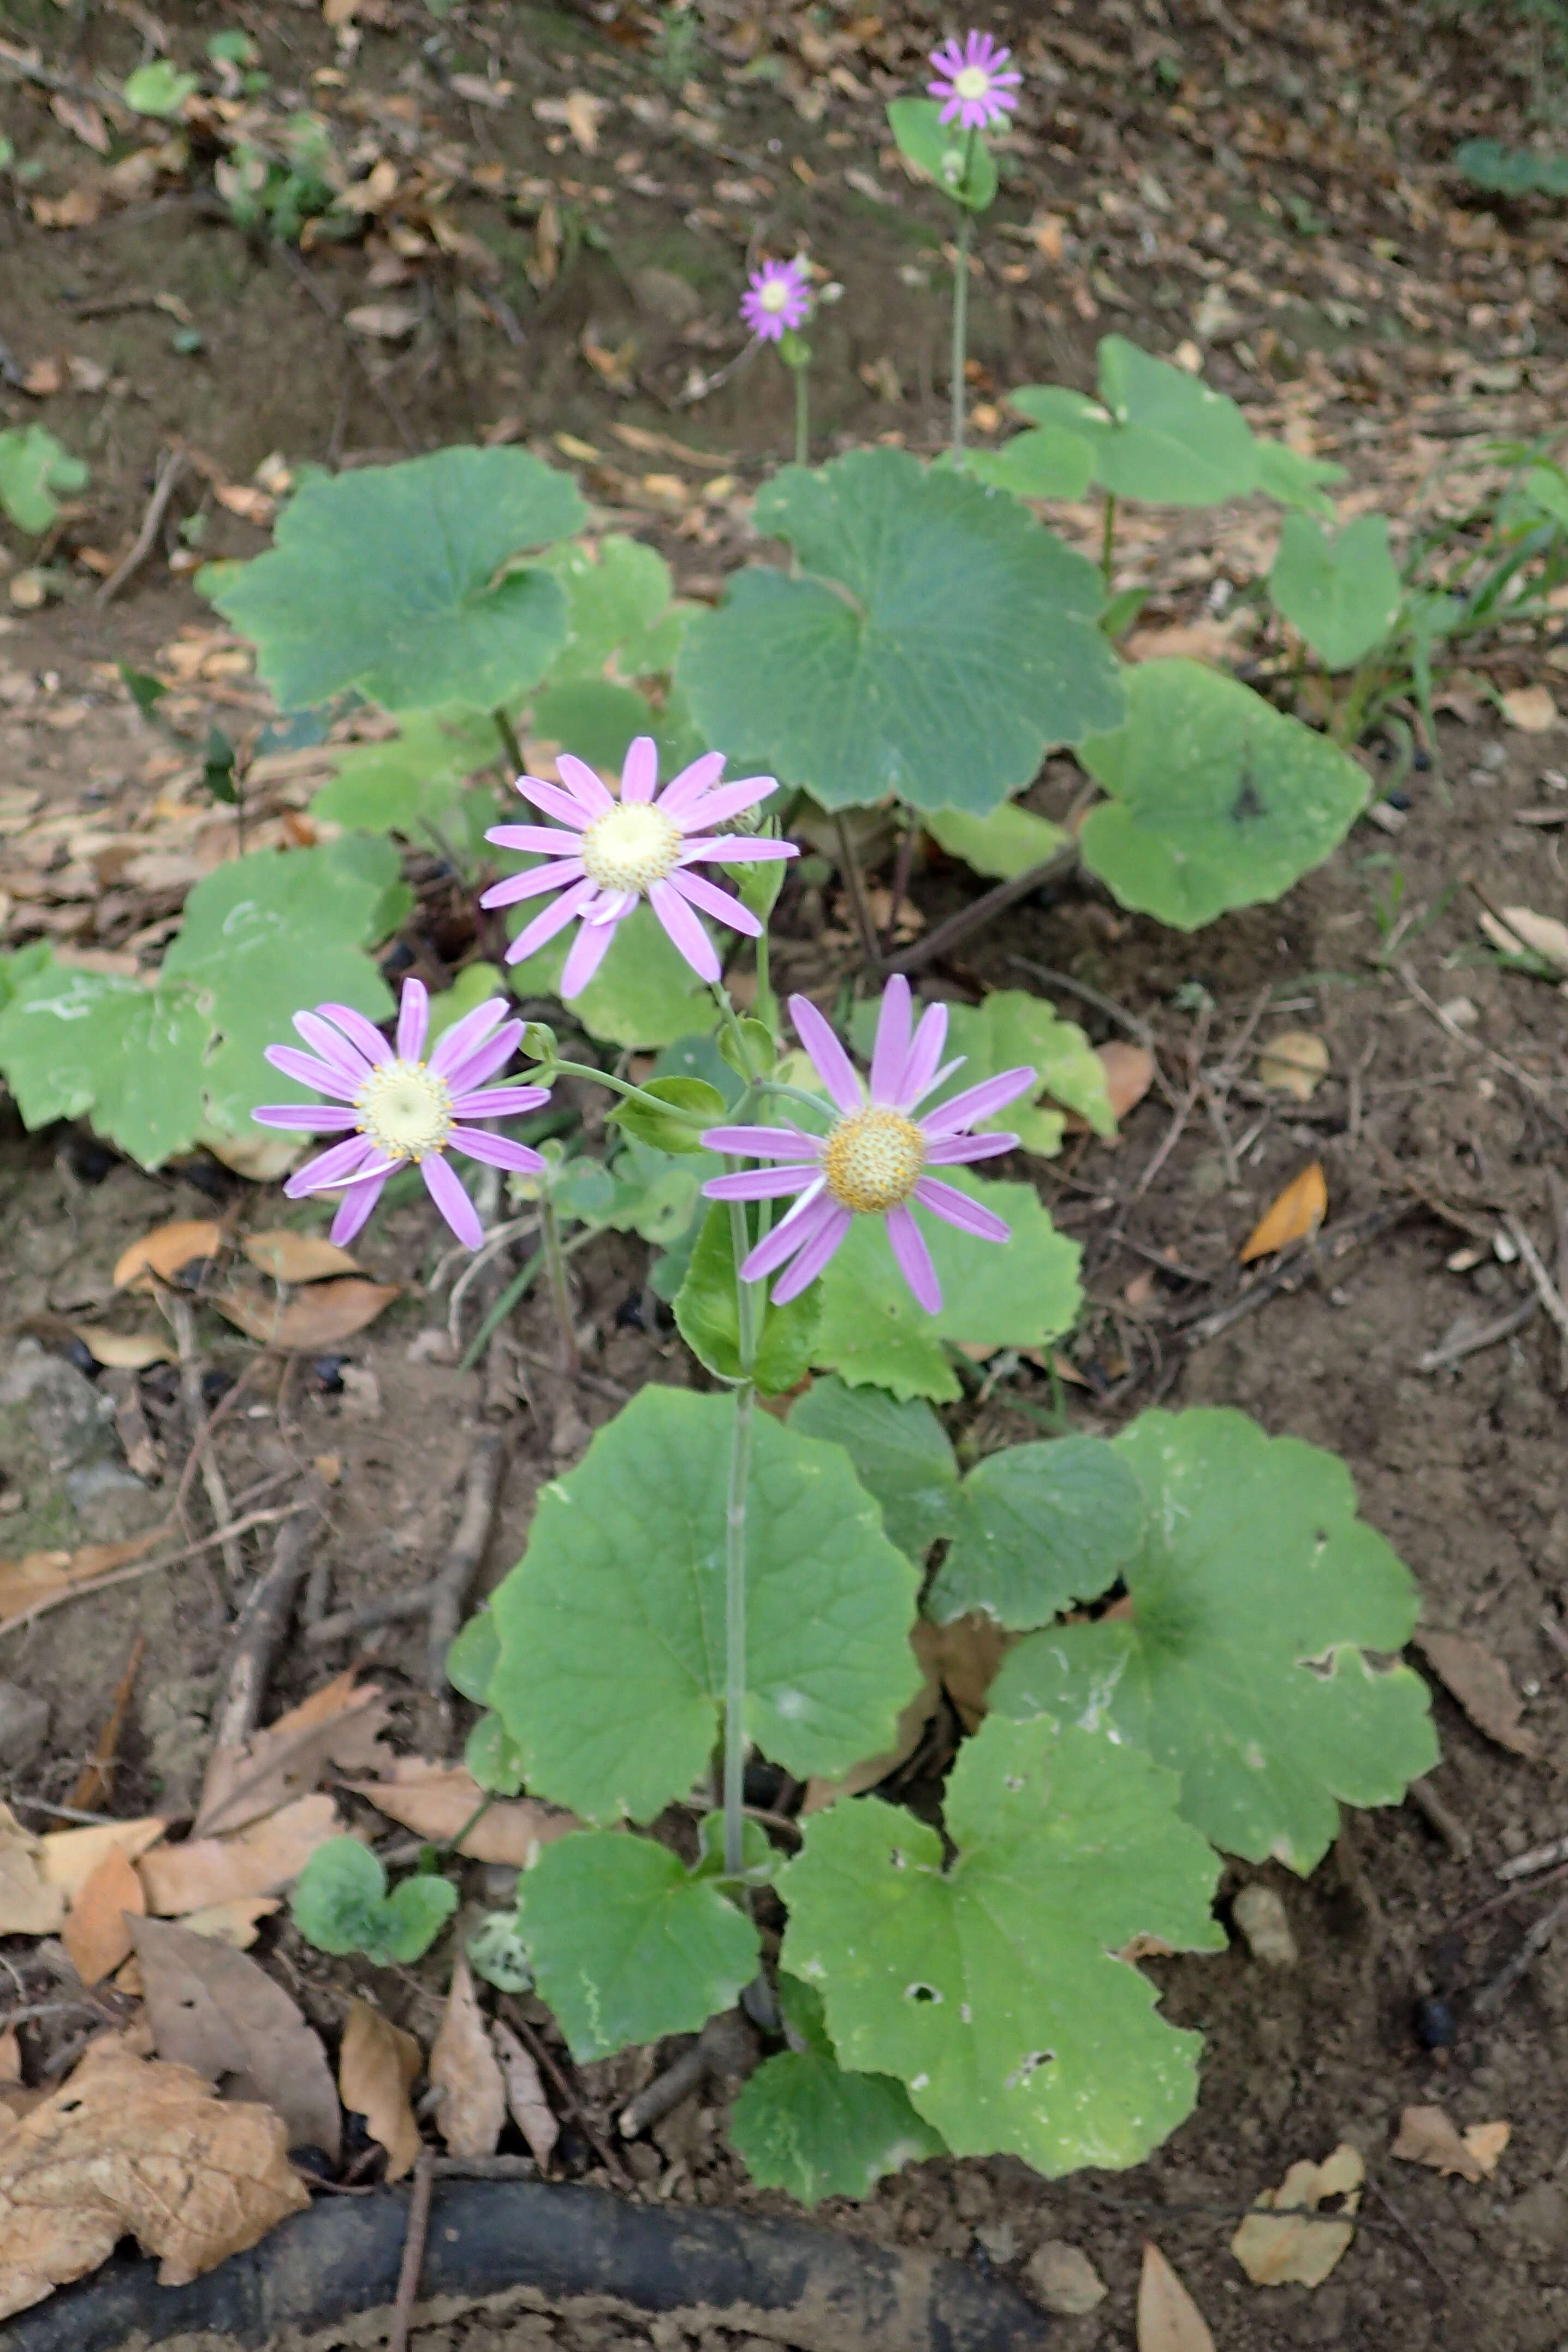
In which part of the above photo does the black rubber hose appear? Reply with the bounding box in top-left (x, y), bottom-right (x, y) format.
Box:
top-left (0, 2178), bottom-right (1054, 2352)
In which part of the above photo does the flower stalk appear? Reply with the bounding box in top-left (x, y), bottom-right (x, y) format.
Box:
top-left (951, 136), bottom-right (976, 467)
top-left (538, 1188), bottom-right (581, 1380)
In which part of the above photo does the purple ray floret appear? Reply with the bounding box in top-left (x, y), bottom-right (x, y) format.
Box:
top-left (741, 257), bottom-right (812, 343)
top-left (927, 29), bottom-right (1022, 131)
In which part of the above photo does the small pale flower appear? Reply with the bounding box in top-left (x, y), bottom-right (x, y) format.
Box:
top-left (740, 257), bottom-right (812, 344)
top-left (927, 29), bottom-right (1021, 131)
top-left (700, 977), bottom-right (1034, 1314)
top-left (253, 977), bottom-right (549, 1251)
top-left (480, 734), bottom-right (795, 996)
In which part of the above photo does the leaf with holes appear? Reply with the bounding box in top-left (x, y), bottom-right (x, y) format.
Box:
top-left (926, 1436), bottom-right (1148, 1629)
top-left (788, 1379), bottom-right (960, 1560)
top-left (781, 1712), bottom-right (1223, 2174)
top-left (991, 1409), bottom-right (1438, 1871)
top-left (517, 1830), bottom-right (758, 2062)
top-left (203, 447), bottom-right (585, 711)
top-left (1077, 660), bottom-right (1368, 930)
top-left (488, 1387), bottom-right (921, 1824)
top-left (678, 449), bottom-right (1124, 816)
top-left (730, 1975), bottom-right (945, 2205)
top-left (1269, 514), bottom-right (1403, 671)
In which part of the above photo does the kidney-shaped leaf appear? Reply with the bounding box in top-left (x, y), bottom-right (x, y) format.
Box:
top-left (730, 1974), bottom-right (944, 2205)
top-left (991, 1407), bottom-right (1438, 1872)
top-left (204, 447), bottom-right (585, 711)
top-left (1095, 337), bottom-right (1261, 506)
top-left (927, 1436), bottom-right (1148, 1629)
top-left (1078, 658), bottom-right (1369, 930)
top-left (885, 97), bottom-right (998, 211)
top-left (675, 1203), bottom-right (821, 1396)
top-left (1269, 513), bottom-right (1403, 672)
top-left (489, 1387), bottom-right (921, 1823)
top-left (781, 1713), bottom-right (1223, 2175)
top-left (678, 448), bottom-right (1125, 816)
top-left (788, 1378), bottom-right (959, 1560)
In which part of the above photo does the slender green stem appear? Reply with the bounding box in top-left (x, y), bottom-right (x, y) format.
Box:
top-left (492, 705), bottom-right (524, 776)
top-left (543, 1056), bottom-right (708, 1128)
top-left (793, 362), bottom-right (810, 468)
top-left (721, 1186), bottom-right (761, 1879)
top-left (754, 926), bottom-right (775, 1037)
top-left (759, 1080), bottom-right (829, 1121)
top-left (711, 982), bottom-right (762, 1082)
top-left (950, 129), bottom-right (977, 466)
top-left (1101, 492), bottom-right (1118, 593)
top-left (438, 1792), bottom-right (496, 1857)
top-left (539, 1192), bottom-right (581, 1379)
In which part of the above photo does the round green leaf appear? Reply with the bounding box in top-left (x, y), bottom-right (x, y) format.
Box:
top-left (204, 447), bottom-right (585, 711)
top-left (923, 803), bottom-right (1069, 883)
top-left (781, 1713), bottom-right (1223, 2175)
top-left (542, 534), bottom-right (684, 681)
top-left (610, 1076), bottom-right (726, 1157)
top-left (313, 708), bottom-right (501, 834)
top-left (677, 449), bottom-right (1124, 817)
top-left (967, 428), bottom-right (1096, 501)
top-left (292, 1839), bottom-right (456, 1965)
top-left (674, 1203), bottom-right (822, 1396)
top-left (530, 680), bottom-right (661, 772)
top-left (927, 1436), bottom-right (1147, 1629)
top-left (1254, 439), bottom-right (1346, 518)
top-left (812, 1171), bottom-right (1083, 1403)
top-left (518, 1830), bottom-right (758, 2062)
top-left (885, 98), bottom-right (997, 211)
top-left (446, 1607), bottom-right (500, 1704)
top-left (1093, 336), bottom-right (1261, 505)
top-left (0, 425), bottom-right (88, 536)
top-left (489, 1387), bottom-right (922, 1823)
top-left (730, 1976), bottom-right (944, 2205)
top-left (1077, 658), bottom-right (1369, 930)
top-left (1269, 513), bottom-right (1403, 672)
top-left (935, 990), bottom-right (1113, 1156)
top-left (789, 1378), bottom-right (959, 1559)
top-left (0, 963), bottom-right (211, 1169)
top-left (506, 900), bottom-right (719, 1049)
top-left (990, 1407), bottom-right (1439, 1872)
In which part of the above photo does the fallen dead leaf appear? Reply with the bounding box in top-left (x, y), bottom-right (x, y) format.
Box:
top-left (0, 2038), bottom-right (307, 2319)
top-left (39, 1816), bottom-right (167, 1903)
top-left (340, 1764), bottom-right (578, 1865)
top-left (194, 1672), bottom-right (393, 1839)
top-left (240, 1230), bottom-right (364, 1285)
top-left (61, 1845), bottom-right (145, 1987)
top-left (0, 2033), bottom-right (19, 2089)
top-left (345, 303), bottom-right (420, 341)
top-left (132, 1916), bottom-right (341, 2161)
top-left (924, 1612), bottom-right (1014, 1734)
top-left (67, 1324), bottom-right (174, 1371)
top-left (1230, 2142), bottom-right (1363, 2286)
top-left (1392, 2104), bottom-right (1510, 2182)
top-left (138, 1793), bottom-right (346, 1915)
top-left (211, 1276), bottom-right (399, 1349)
top-left (803, 1626), bottom-right (942, 1813)
top-left (339, 1999), bottom-right (421, 2182)
top-left (448, 72), bottom-right (513, 109)
top-left (1501, 684), bottom-right (1559, 733)
top-left (430, 1953), bottom-right (504, 2160)
top-left (49, 93), bottom-right (110, 155)
top-left (1479, 905), bottom-right (1568, 973)
top-left (1412, 1630), bottom-right (1537, 1757)
top-left (0, 1533), bottom-right (165, 1635)
top-left (114, 1220), bottom-right (224, 1291)
top-left (1137, 2240), bottom-right (1214, 2352)
top-left (1257, 1029), bottom-right (1330, 1101)
top-left (534, 90), bottom-right (610, 151)
top-left (0, 1806), bottom-right (65, 1937)
top-left (176, 1896), bottom-right (281, 1950)
top-left (491, 2018), bottom-right (558, 2171)
top-left (1098, 1040), bottom-right (1157, 1121)
top-left (1240, 1163), bottom-right (1328, 1262)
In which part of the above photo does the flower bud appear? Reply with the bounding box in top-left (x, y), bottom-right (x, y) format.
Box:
top-left (519, 1021), bottom-right (557, 1064)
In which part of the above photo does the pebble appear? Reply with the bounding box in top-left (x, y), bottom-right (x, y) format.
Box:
top-left (974, 2220), bottom-right (1017, 2265)
top-left (1233, 1881), bottom-right (1299, 1967)
top-left (0, 1680), bottom-right (49, 1770)
top-left (1025, 2240), bottom-right (1107, 2315)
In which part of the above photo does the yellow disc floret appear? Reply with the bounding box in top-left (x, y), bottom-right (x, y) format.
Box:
top-left (580, 802), bottom-right (683, 896)
top-left (822, 1107), bottom-right (926, 1214)
top-left (355, 1060), bottom-right (454, 1163)
top-left (954, 63), bottom-right (991, 98)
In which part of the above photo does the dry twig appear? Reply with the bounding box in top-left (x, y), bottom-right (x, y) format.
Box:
top-left (425, 1432), bottom-right (507, 1693)
top-left (209, 1477), bottom-right (329, 1752)
top-left (386, 2146), bottom-right (435, 2352)
top-left (94, 449), bottom-right (189, 608)
top-left (164, 1293), bottom-right (245, 1592)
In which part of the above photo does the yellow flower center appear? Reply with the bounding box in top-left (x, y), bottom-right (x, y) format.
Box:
top-left (580, 802), bottom-right (683, 896)
top-left (822, 1107), bottom-right (926, 1214)
top-left (759, 277), bottom-right (793, 312)
top-left (355, 1059), bottom-right (454, 1163)
top-left (954, 63), bottom-right (991, 98)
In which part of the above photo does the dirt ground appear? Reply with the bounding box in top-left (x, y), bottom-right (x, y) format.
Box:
top-left (4, 2), bottom-right (1568, 2348)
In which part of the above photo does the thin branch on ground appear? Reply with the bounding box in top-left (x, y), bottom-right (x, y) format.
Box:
top-left (883, 844), bottom-right (1076, 979)
top-left (94, 449), bottom-right (188, 609)
top-left (1473, 1889), bottom-right (1568, 2015)
top-left (164, 1293), bottom-right (246, 1592)
top-left (306, 1584), bottom-right (436, 1649)
top-left (0, 1505), bottom-right (298, 1643)
top-left (1405, 1775), bottom-right (1472, 1859)
top-left (498, 1999), bottom-right (634, 2190)
top-left (618, 2009), bottom-right (758, 2139)
top-left (1504, 1212), bottom-right (1568, 1352)
top-left (385, 2147), bottom-right (435, 2352)
top-left (207, 1478), bottom-right (329, 1753)
top-left (425, 1431), bottom-right (507, 1694)
top-left (832, 814), bottom-right (883, 972)
top-left (1416, 1296), bottom-right (1537, 1373)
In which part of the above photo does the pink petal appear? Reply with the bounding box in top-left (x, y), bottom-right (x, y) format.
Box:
top-left (673, 776), bottom-right (778, 833)
top-left (422, 1152), bottom-right (483, 1249)
top-left (920, 1066), bottom-right (1037, 1137)
top-left (702, 1125), bottom-right (822, 1159)
top-left (898, 1002), bottom-right (951, 1110)
top-left (486, 824), bottom-right (592, 858)
top-left (559, 911), bottom-right (621, 997)
top-left (506, 876), bottom-right (598, 966)
top-left (513, 777), bottom-right (595, 831)
top-left (330, 1173), bottom-right (389, 1247)
top-left (480, 859), bottom-right (586, 911)
top-left (924, 1131), bottom-right (1015, 1166)
top-left (294, 1011), bottom-right (371, 1085)
top-left (585, 887), bottom-right (637, 925)
top-left (449, 1127), bottom-right (548, 1174)
top-left (441, 1022), bottom-right (526, 1096)
top-left (284, 1135), bottom-right (385, 1197)
top-left (886, 1203), bottom-right (942, 1314)
top-left (870, 975), bottom-right (912, 1108)
top-left (318, 1003), bottom-right (393, 1069)
top-left (621, 735), bottom-right (658, 803)
top-left (555, 753), bottom-right (616, 817)
top-left (397, 978), bottom-right (429, 1062)
top-left (679, 837), bottom-right (795, 864)
top-left (649, 877), bottom-right (720, 984)
top-left (252, 1103), bottom-right (360, 1132)
top-left (428, 997), bottom-right (508, 1079)
top-left (264, 1044), bottom-right (358, 1101)
top-left (658, 751), bottom-right (727, 818)
top-left (913, 1177), bottom-right (1011, 1243)
top-left (787, 994), bottom-right (863, 1116)
top-left (703, 1164), bottom-right (822, 1201)
top-left (769, 1204), bottom-right (853, 1304)
top-left (739, 1180), bottom-right (829, 1281)
top-left (669, 866), bottom-right (761, 937)
top-left (449, 1085), bottom-right (550, 1118)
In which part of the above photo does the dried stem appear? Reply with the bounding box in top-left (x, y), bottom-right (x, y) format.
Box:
top-left (425, 1431), bottom-right (507, 1693)
top-left (165, 1294), bottom-right (245, 1592)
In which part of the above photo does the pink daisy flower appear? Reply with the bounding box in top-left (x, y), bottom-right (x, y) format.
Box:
top-left (927, 30), bottom-right (1021, 132)
top-left (252, 977), bottom-right (549, 1252)
top-left (740, 257), bottom-right (812, 344)
top-left (480, 734), bottom-right (795, 997)
top-left (700, 977), bottom-right (1034, 1314)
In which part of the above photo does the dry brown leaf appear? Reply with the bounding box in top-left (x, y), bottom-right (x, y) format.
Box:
top-left (339, 1999), bottom-right (421, 2182)
top-left (1137, 2240), bottom-right (1214, 2352)
top-left (176, 1896), bottom-right (281, 1950)
top-left (491, 2018), bottom-right (558, 2171)
top-left (138, 1794), bottom-right (345, 1915)
top-left (1392, 2104), bottom-right (1510, 2182)
top-left (1257, 1030), bottom-right (1330, 1101)
top-left (803, 1627), bottom-right (942, 1813)
top-left (0, 1805), bottom-right (65, 1937)
top-left (340, 1765), bottom-right (578, 1865)
top-left (1501, 684), bottom-right (1559, 733)
top-left (0, 2032), bottom-right (20, 2089)
top-left (1412, 1629), bottom-right (1537, 1756)
top-left (39, 1816), bottom-right (167, 1903)
top-left (67, 1323), bottom-right (174, 1370)
top-left (1480, 905), bottom-right (1568, 973)
top-left (0, 1532), bottom-right (165, 1633)
top-left (193, 1672), bottom-right (393, 1839)
top-left (924, 1612), bottom-right (1014, 1734)
top-left (1230, 2143), bottom-right (1363, 2286)
top-left (49, 93), bottom-right (110, 154)
top-left (211, 1275), bottom-right (399, 1349)
top-left (114, 1219), bottom-right (223, 1291)
top-left (430, 1953), bottom-right (504, 2160)
top-left (61, 1846), bottom-right (145, 1987)
top-left (1240, 1163), bottom-right (1328, 1262)
top-left (132, 1916), bottom-right (340, 2161)
top-left (1097, 1040), bottom-right (1157, 1121)
top-left (0, 2038), bottom-right (307, 2319)
top-left (345, 302), bottom-right (419, 341)
top-left (240, 1229), bottom-right (363, 1285)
